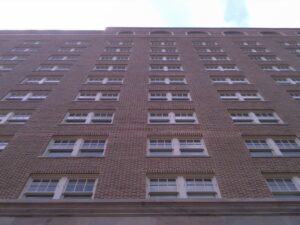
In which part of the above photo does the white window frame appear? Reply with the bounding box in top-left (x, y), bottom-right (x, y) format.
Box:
top-left (0, 65), bottom-right (14, 71)
top-left (0, 112), bottom-right (31, 124)
top-left (211, 77), bottom-right (250, 84)
top-left (93, 65), bottom-right (127, 71)
top-left (12, 48), bottom-right (37, 52)
top-left (44, 138), bottom-right (106, 157)
top-left (199, 55), bottom-right (231, 61)
top-left (48, 55), bottom-right (78, 61)
top-left (149, 77), bottom-right (187, 85)
top-left (0, 55), bottom-right (27, 61)
top-left (22, 77), bottom-right (61, 84)
top-left (219, 91), bottom-right (263, 101)
top-left (192, 41), bottom-right (218, 46)
top-left (36, 65), bottom-right (70, 72)
top-left (148, 112), bottom-right (198, 124)
top-left (58, 47), bottom-right (82, 53)
top-left (250, 55), bottom-right (281, 61)
top-left (266, 177), bottom-right (300, 199)
top-left (3, 92), bottom-right (48, 101)
top-left (21, 176), bottom-right (97, 199)
top-left (0, 139), bottom-right (9, 151)
top-left (195, 48), bottom-right (224, 53)
top-left (146, 176), bottom-right (220, 199)
top-left (76, 91), bottom-right (119, 101)
top-left (86, 77), bottom-right (124, 84)
top-left (150, 55), bottom-right (180, 61)
top-left (149, 65), bottom-right (183, 72)
top-left (151, 41), bottom-right (176, 46)
top-left (148, 92), bottom-right (191, 101)
top-left (104, 47), bottom-right (131, 53)
top-left (260, 65), bottom-right (295, 72)
top-left (99, 55), bottom-right (130, 61)
top-left (230, 111), bottom-right (283, 124)
top-left (205, 65), bottom-right (239, 71)
top-left (147, 138), bottom-right (207, 156)
top-left (274, 77), bottom-right (300, 85)
top-left (63, 112), bottom-right (114, 124)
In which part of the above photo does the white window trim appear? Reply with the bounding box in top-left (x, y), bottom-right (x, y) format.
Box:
top-left (149, 77), bottom-right (187, 85)
top-left (246, 137), bottom-right (300, 157)
top-left (149, 65), bottom-right (183, 72)
top-left (148, 112), bottom-right (198, 124)
top-left (211, 77), bottom-right (250, 84)
top-left (86, 77), bottom-right (124, 84)
top-left (3, 92), bottom-right (48, 101)
top-left (75, 92), bottom-right (120, 101)
top-left (266, 176), bottom-right (300, 197)
top-left (22, 77), bottom-right (61, 84)
top-left (36, 65), bottom-right (70, 72)
top-left (146, 176), bottom-right (220, 199)
top-left (44, 138), bottom-right (107, 157)
top-left (274, 77), bottom-right (300, 85)
top-left (63, 112), bottom-right (114, 124)
top-left (93, 65), bottom-right (127, 71)
top-left (230, 111), bottom-right (283, 124)
top-left (147, 138), bottom-right (208, 156)
top-left (148, 92), bottom-right (191, 101)
top-left (0, 112), bottom-right (31, 124)
top-left (205, 65), bottom-right (239, 71)
top-left (20, 176), bottom-right (98, 199)
top-left (219, 91), bottom-right (263, 101)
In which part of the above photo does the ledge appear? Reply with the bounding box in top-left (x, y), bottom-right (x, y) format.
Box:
top-left (0, 199), bottom-right (300, 217)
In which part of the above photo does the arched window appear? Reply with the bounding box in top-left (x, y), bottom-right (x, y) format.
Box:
top-left (118, 31), bottom-right (134, 35)
top-left (186, 31), bottom-right (209, 36)
top-left (260, 31), bottom-right (280, 36)
top-left (223, 31), bottom-right (245, 35)
top-left (150, 30), bottom-right (173, 35)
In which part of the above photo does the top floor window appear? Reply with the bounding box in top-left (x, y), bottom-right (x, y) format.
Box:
top-left (223, 31), bottom-right (245, 36)
top-left (186, 31), bottom-right (209, 36)
top-left (150, 31), bottom-right (173, 35)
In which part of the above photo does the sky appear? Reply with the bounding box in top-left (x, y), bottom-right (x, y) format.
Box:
top-left (0, 0), bottom-right (299, 30)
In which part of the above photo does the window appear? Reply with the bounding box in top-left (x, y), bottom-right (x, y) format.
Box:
top-left (195, 47), bottom-right (224, 53)
top-left (249, 55), bottom-right (281, 61)
top-left (150, 30), bottom-right (173, 35)
top-left (273, 77), bottom-right (300, 85)
top-left (63, 111), bottom-right (114, 124)
top-left (93, 65), bottom-right (127, 71)
top-left (0, 139), bottom-right (9, 151)
top-left (151, 41), bottom-right (176, 46)
top-left (99, 55), bottom-right (129, 61)
top-left (105, 47), bottom-right (131, 53)
top-left (240, 47), bottom-right (269, 53)
top-left (219, 91), bottom-right (263, 101)
top-left (280, 41), bottom-right (300, 46)
top-left (148, 111), bottom-right (197, 124)
top-left (22, 77), bottom-right (61, 84)
top-left (266, 177), bottom-right (300, 199)
top-left (148, 138), bottom-right (207, 156)
top-left (147, 176), bottom-right (219, 199)
top-left (236, 41), bottom-right (261, 46)
top-left (149, 92), bottom-right (191, 101)
top-left (245, 139), bottom-right (273, 157)
top-left (186, 31), bottom-right (209, 36)
top-left (3, 92), bottom-right (48, 101)
top-left (149, 77), bottom-right (186, 85)
top-left (0, 65), bottom-right (14, 71)
top-left (150, 47), bottom-right (178, 53)
top-left (260, 65), bottom-right (295, 72)
top-left (86, 77), bottom-right (124, 84)
top-left (192, 41), bottom-right (218, 46)
top-left (150, 55), bottom-right (180, 61)
top-left (118, 31), bottom-right (134, 35)
top-left (12, 48), bottom-right (37, 52)
top-left (58, 47), bottom-right (83, 53)
top-left (44, 138), bottom-right (106, 157)
top-left (149, 65), bottom-right (183, 71)
top-left (287, 48), bottom-right (300, 54)
top-left (36, 65), bottom-right (70, 72)
top-left (76, 91), bottom-right (119, 101)
top-left (0, 112), bottom-right (31, 124)
top-left (205, 65), bottom-right (239, 71)
top-left (199, 55), bottom-right (230, 61)
top-left (0, 55), bottom-right (27, 61)
top-left (21, 177), bottom-right (97, 199)
top-left (211, 77), bottom-right (249, 84)
top-left (289, 92), bottom-right (300, 100)
top-left (23, 40), bottom-right (42, 45)
top-left (223, 31), bottom-right (245, 35)
top-left (109, 41), bottom-right (133, 46)
top-left (260, 31), bottom-right (280, 36)
top-left (229, 111), bottom-right (282, 124)
top-left (48, 55), bottom-right (78, 61)
top-left (64, 41), bottom-right (89, 46)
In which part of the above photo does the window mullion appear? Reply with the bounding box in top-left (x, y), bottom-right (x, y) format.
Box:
top-left (166, 93), bottom-right (172, 101)
top-left (72, 139), bottom-right (82, 156)
top-left (267, 138), bottom-right (282, 156)
top-left (95, 93), bottom-right (102, 101)
top-left (24, 93), bottom-right (32, 101)
top-left (177, 176), bottom-right (187, 198)
top-left (169, 112), bottom-right (175, 124)
top-left (249, 112), bottom-right (259, 124)
top-left (86, 112), bottom-right (93, 124)
top-left (53, 177), bottom-right (67, 199)
top-left (173, 138), bottom-right (180, 155)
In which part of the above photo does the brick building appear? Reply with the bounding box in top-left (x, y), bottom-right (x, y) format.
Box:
top-left (0, 27), bottom-right (300, 225)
